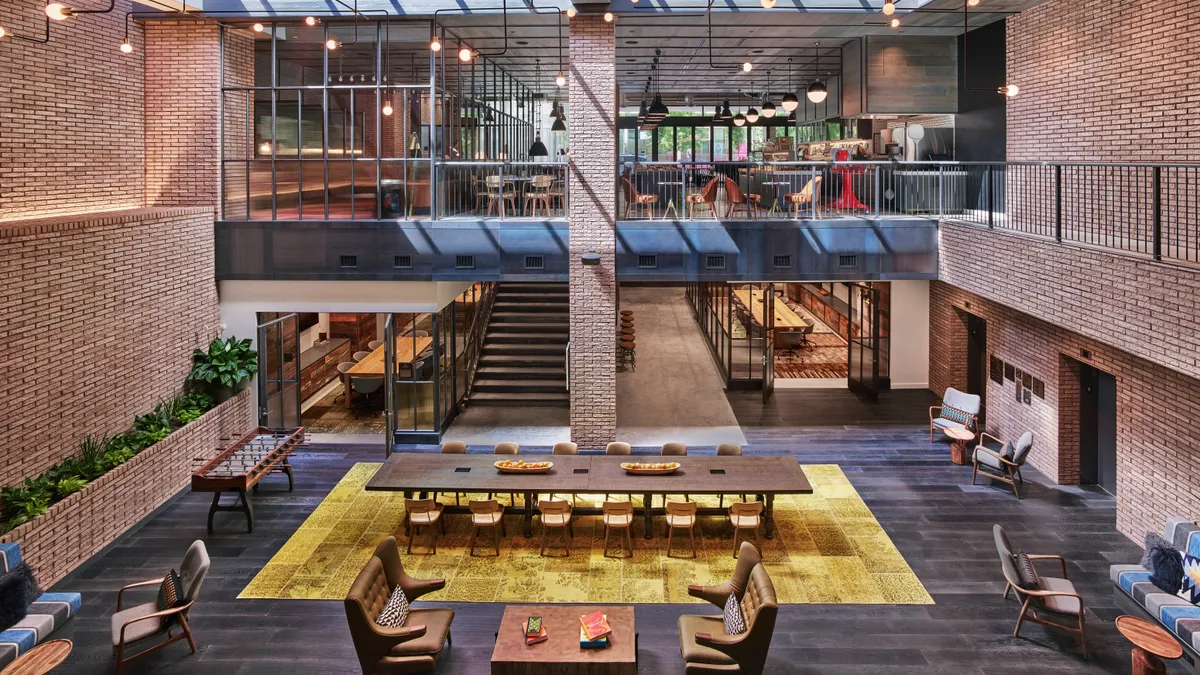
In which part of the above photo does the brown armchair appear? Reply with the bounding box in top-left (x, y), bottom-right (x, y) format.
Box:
top-left (678, 542), bottom-right (778, 675)
top-left (345, 537), bottom-right (455, 675)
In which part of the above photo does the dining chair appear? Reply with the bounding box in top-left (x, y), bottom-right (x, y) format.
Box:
top-left (547, 442), bottom-right (579, 504)
top-left (685, 176), bottom-right (721, 219)
top-left (334, 361), bottom-right (356, 403)
top-left (525, 174), bottom-right (554, 216)
top-left (728, 501), bottom-right (764, 558)
top-left (367, 340), bottom-right (384, 350)
top-left (353, 351), bottom-right (372, 362)
top-left (404, 498), bottom-right (445, 554)
top-left (413, 330), bottom-right (430, 338)
top-left (723, 177), bottom-right (761, 219)
top-left (538, 499), bottom-right (573, 557)
top-left (467, 500), bottom-right (506, 556)
top-left (435, 442), bottom-right (467, 505)
top-left (485, 175), bottom-right (517, 217)
top-left (665, 501), bottom-right (699, 559)
top-left (602, 501), bottom-right (635, 558)
top-left (350, 376), bottom-right (384, 413)
top-left (547, 178), bottom-right (566, 215)
top-left (661, 443), bottom-right (689, 504)
top-left (605, 442), bottom-right (633, 502)
top-left (716, 443), bottom-right (748, 507)
top-left (488, 443), bottom-right (520, 506)
top-left (784, 175), bottom-right (823, 218)
top-left (621, 177), bottom-right (658, 219)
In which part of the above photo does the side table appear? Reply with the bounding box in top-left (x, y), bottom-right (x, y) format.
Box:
top-left (1116, 615), bottom-right (1183, 675)
top-left (944, 426), bottom-right (975, 465)
top-left (0, 639), bottom-right (72, 675)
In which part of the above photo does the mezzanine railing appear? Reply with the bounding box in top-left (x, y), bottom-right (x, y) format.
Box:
top-left (619, 160), bottom-right (1200, 266)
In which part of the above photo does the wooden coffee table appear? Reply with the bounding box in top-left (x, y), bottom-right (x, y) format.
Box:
top-left (1116, 615), bottom-right (1183, 675)
top-left (0, 639), bottom-right (72, 675)
top-left (491, 605), bottom-right (636, 675)
top-left (944, 426), bottom-right (976, 465)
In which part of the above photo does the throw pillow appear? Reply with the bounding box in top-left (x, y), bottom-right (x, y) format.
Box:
top-left (942, 408), bottom-right (968, 425)
top-left (377, 587), bottom-right (410, 628)
top-left (1014, 551), bottom-right (1040, 591)
top-left (1142, 532), bottom-right (1172, 570)
top-left (1180, 555), bottom-right (1200, 604)
top-left (156, 570), bottom-right (184, 627)
top-left (0, 563), bottom-right (39, 631)
top-left (1000, 442), bottom-right (1015, 461)
top-left (1149, 544), bottom-right (1185, 594)
top-left (722, 592), bottom-right (746, 635)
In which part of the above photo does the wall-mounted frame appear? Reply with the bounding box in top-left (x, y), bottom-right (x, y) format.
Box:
top-left (990, 355), bottom-right (1003, 385)
top-left (1032, 378), bottom-right (1045, 399)
top-left (1004, 363), bottom-right (1015, 381)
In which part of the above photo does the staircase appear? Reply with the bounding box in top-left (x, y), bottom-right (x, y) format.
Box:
top-left (469, 283), bottom-right (569, 407)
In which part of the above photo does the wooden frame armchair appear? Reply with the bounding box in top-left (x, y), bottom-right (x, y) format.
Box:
top-left (973, 431), bottom-right (1034, 499)
top-left (928, 387), bottom-right (980, 441)
top-left (345, 537), bottom-right (454, 675)
top-left (112, 540), bottom-right (209, 674)
top-left (993, 525), bottom-right (1087, 658)
top-left (679, 542), bottom-right (777, 675)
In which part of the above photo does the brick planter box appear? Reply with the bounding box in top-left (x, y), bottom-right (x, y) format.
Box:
top-left (0, 390), bottom-right (253, 587)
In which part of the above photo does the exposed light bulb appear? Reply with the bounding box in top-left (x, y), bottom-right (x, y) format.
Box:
top-left (305, 16), bottom-right (317, 26)
top-left (120, 37), bottom-right (133, 53)
top-left (742, 62), bottom-right (752, 73)
top-left (566, 6), bottom-right (576, 17)
top-left (252, 23), bottom-right (264, 32)
top-left (0, 27), bottom-right (7, 38)
top-left (890, 18), bottom-right (900, 28)
top-left (999, 84), bottom-right (1019, 97)
top-left (259, 141), bottom-right (272, 154)
top-left (968, 0), bottom-right (980, 5)
top-left (325, 38), bottom-right (339, 50)
top-left (556, 72), bottom-right (566, 87)
top-left (45, 3), bottom-right (72, 20)
top-left (382, 101), bottom-right (394, 116)
top-left (604, 12), bottom-right (614, 22)
top-left (458, 47), bottom-right (473, 62)
top-left (761, 0), bottom-right (776, 7)
top-left (430, 35), bottom-right (441, 52)
top-left (882, 0), bottom-right (895, 15)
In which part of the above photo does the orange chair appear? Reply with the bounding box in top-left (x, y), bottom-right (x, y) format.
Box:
top-left (723, 177), bottom-right (761, 219)
top-left (622, 177), bottom-right (658, 219)
top-left (686, 176), bottom-right (721, 219)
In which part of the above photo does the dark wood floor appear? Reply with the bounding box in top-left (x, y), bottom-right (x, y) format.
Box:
top-left (50, 389), bottom-right (1160, 674)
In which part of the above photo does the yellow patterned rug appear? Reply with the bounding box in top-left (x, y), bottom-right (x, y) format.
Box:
top-left (239, 462), bottom-right (932, 605)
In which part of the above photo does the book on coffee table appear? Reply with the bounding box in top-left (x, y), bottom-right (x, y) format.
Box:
top-left (523, 619), bottom-right (548, 645)
top-left (579, 610), bottom-right (612, 642)
top-left (579, 624), bottom-right (609, 649)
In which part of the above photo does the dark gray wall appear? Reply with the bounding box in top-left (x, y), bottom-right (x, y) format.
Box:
top-left (955, 20), bottom-right (1007, 162)
top-left (863, 36), bottom-right (959, 114)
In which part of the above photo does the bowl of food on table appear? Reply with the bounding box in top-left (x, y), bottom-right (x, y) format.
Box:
top-left (495, 459), bottom-right (553, 474)
top-left (620, 461), bottom-right (680, 475)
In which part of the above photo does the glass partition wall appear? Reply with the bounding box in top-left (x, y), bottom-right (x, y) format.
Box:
top-left (221, 22), bottom-right (543, 221)
top-left (383, 283), bottom-right (495, 448)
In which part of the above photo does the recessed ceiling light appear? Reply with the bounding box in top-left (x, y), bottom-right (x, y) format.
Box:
top-left (752, 49), bottom-right (765, 54)
top-left (516, 40), bottom-right (529, 45)
top-left (626, 58), bottom-right (637, 62)
top-left (625, 40), bottom-right (639, 44)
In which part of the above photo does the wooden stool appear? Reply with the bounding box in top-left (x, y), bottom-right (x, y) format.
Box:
top-left (620, 310), bottom-right (634, 317)
top-left (621, 319), bottom-right (634, 327)
top-left (620, 327), bottom-right (635, 338)
top-left (618, 339), bottom-right (636, 371)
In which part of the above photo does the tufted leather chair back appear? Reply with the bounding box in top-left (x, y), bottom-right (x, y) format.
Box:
top-left (345, 556), bottom-right (393, 674)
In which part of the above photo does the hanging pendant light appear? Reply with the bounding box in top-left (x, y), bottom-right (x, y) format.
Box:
top-left (746, 106), bottom-right (759, 124)
top-left (807, 43), bottom-right (828, 103)
top-left (529, 58), bottom-right (549, 157)
top-left (711, 105), bottom-right (723, 124)
top-left (552, 112), bottom-right (567, 132)
top-left (638, 98), bottom-right (649, 126)
top-left (733, 96), bottom-right (746, 127)
top-left (761, 72), bottom-right (776, 118)
top-left (720, 100), bottom-right (733, 121)
top-left (782, 58), bottom-right (799, 112)
top-left (549, 101), bottom-right (560, 119)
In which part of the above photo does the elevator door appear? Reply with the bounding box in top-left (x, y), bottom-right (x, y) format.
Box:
top-left (965, 313), bottom-right (988, 431)
top-left (1079, 363), bottom-right (1117, 495)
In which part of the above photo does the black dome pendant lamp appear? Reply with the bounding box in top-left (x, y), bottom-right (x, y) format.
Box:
top-left (528, 58), bottom-right (549, 157)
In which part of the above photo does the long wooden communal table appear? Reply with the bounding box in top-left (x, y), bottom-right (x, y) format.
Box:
top-left (732, 288), bottom-right (809, 332)
top-left (365, 454), bottom-right (813, 540)
top-left (343, 335), bottom-right (434, 408)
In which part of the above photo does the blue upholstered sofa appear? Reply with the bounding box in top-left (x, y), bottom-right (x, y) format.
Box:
top-left (1111, 517), bottom-right (1200, 673)
top-left (0, 543), bottom-right (81, 667)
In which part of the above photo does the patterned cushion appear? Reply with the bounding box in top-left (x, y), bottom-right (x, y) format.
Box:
top-left (1181, 555), bottom-right (1200, 604)
top-left (941, 407), bottom-right (971, 425)
top-left (0, 592), bottom-right (81, 669)
top-left (722, 593), bottom-right (746, 635)
top-left (1014, 551), bottom-right (1040, 590)
top-left (377, 587), bottom-right (410, 628)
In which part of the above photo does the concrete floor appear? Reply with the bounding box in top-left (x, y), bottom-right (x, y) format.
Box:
top-left (616, 286), bottom-right (747, 446)
top-left (442, 405), bottom-right (570, 445)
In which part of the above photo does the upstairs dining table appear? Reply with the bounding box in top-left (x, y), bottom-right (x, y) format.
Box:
top-left (732, 288), bottom-right (810, 347)
top-left (365, 453), bottom-right (813, 539)
top-left (342, 335), bottom-right (434, 408)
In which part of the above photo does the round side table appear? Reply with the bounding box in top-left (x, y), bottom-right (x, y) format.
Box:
top-left (1116, 615), bottom-right (1182, 675)
top-left (0, 639), bottom-right (72, 675)
top-left (944, 427), bottom-right (975, 465)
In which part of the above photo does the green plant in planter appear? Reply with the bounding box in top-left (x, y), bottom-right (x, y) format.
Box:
top-left (54, 477), bottom-right (88, 499)
top-left (189, 337), bottom-right (258, 394)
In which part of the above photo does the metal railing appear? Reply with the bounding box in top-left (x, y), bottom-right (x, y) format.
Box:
top-left (620, 160), bottom-right (1200, 266)
top-left (437, 161), bottom-right (569, 220)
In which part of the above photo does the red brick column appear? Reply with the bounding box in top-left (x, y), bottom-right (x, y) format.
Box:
top-left (567, 16), bottom-right (617, 449)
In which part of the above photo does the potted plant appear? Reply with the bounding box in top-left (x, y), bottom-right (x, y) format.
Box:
top-left (189, 337), bottom-right (259, 402)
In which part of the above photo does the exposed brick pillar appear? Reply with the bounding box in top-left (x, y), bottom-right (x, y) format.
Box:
top-left (144, 22), bottom-right (254, 211)
top-left (567, 16), bottom-right (617, 449)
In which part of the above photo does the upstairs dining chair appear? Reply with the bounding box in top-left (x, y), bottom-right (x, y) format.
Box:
top-left (404, 498), bottom-right (446, 554)
top-left (435, 442), bottom-right (468, 505)
top-left (353, 350), bottom-right (373, 362)
top-left (621, 177), bottom-right (658, 219)
top-left (112, 540), bottom-right (210, 675)
top-left (467, 500), bottom-right (506, 556)
top-left (605, 442), bottom-right (633, 502)
top-left (334, 361), bottom-right (356, 403)
top-left (723, 176), bottom-right (761, 219)
top-left (716, 444), bottom-right (749, 507)
top-left (525, 174), bottom-right (554, 216)
top-left (367, 340), bottom-right (384, 350)
top-left (488, 443), bottom-right (520, 506)
top-left (349, 376), bottom-right (383, 413)
top-left (729, 501), bottom-right (764, 558)
top-left (665, 501), bottom-right (699, 559)
top-left (538, 499), bottom-right (574, 557)
top-left (485, 175), bottom-right (517, 217)
top-left (602, 501), bottom-right (635, 558)
top-left (784, 175), bottom-right (823, 218)
top-left (686, 176), bottom-right (721, 219)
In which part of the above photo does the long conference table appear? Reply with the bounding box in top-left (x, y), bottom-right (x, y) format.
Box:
top-left (365, 453), bottom-right (813, 539)
top-left (342, 335), bottom-right (434, 408)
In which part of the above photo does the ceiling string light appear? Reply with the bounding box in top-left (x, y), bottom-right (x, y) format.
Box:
top-left (761, 71), bottom-right (776, 118)
top-left (890, 18), bottom-right (900, 28)
top-left (882, 0), bottom-right (896, 15)
top-left (459, 46), bottom-right (473, 62)
top-left (566, 6), bottom-right (577, 17)
top-left (555, 16), bottom-right (566, 87)
top-left (806, 42), bottom-right (828, 103)
top-left (430, 33), bottom-right (441, 52)
top-left (782, 58), bottom-right (799, 111)
top-left (604, 11), bottom-right (614, 22)
top-left (305, 16), bottom-right (318, 26)
top-left (962, 0), bottom-right (1017, 96)
top-left (761, 0), bottom-right (776, 7)
top-left (252, 22), bottom-right (264, 33)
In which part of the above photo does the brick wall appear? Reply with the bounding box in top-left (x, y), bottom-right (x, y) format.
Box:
top-left (0, 0), bottom-right (147, 220)
top-left (929, 279), bottom-right (1200, 543)
top-left (0, 207), bottom-right (222, 486)
top-left (567, 16), bottom-right (617, 449)
top-left (0, 390), bottom-right (252, 587)
top-left (1007, 0), bottom-right (1200, 162)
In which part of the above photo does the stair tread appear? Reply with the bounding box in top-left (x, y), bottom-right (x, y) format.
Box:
top-left (477, 367), bottom-right (565, 376)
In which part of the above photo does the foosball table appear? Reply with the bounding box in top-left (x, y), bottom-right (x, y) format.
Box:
top-left (192, 426), bottom-right (304, 533)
